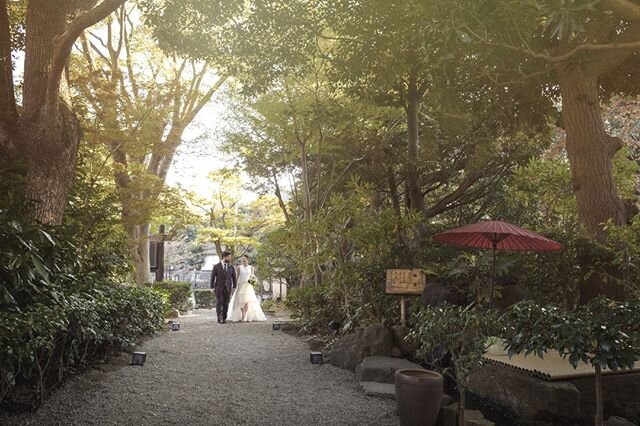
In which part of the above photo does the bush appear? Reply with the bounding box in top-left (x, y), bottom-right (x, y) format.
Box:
top-left (285, 286), bottom-right (341, 334)
top-left (260, 298), bottom-right (277, 311)
top-left (504, 298), bottom-right (640, 426)
top-left (0, 284), bottom-right (164, 409)
top-left (147, 281), bottom-right (192, 314)
top-left (0, 165), bottom-right (164, 410)
top-left (193, 289), bottom-right (216, 309)
top-left (410, 304), bottom-right (500, 425)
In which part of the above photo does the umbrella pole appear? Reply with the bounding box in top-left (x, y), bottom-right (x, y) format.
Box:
top-left (489, 243), bottom-right (497, 310)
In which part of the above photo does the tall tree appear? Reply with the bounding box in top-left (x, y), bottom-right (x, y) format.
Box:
top-left (73, 7), bottom-right (226, 283)
top-left (191, 168), bottom-right (284, 259)
top-left (452, 0), bottom-right (640, 237)
top-left (0, 0), bottom-right (127, 224)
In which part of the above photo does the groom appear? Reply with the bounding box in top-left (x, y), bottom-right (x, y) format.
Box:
top-left (210, 251), bottom-right (237, 324)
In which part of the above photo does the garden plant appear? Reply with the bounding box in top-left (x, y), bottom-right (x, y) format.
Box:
top-left (410, 304), bottom-right (499, 426)
top-left (504, 299), bottom-right (640, 426)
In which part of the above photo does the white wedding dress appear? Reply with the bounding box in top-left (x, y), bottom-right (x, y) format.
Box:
top-left (228, 265), bottom-right (267, 322)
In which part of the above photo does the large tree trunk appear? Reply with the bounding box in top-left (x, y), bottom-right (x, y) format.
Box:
top-left (21, 109), bottom-right (82, 224)
top-left (405, 71), bottom-right (424, 212)
top-left (19, 3), bottom-right (82, 224)
top-left (1, 1), bottom-right (126, 224)
top-left (558, 67), bottom-right (628, 238)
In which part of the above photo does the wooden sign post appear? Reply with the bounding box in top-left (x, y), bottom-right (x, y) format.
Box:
top-left (386, 269), bottom-right (426, 327)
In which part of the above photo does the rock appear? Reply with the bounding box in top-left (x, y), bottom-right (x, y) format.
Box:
top-left (355, 356), bottom-right (425, 384)
top-left (391, 325), bottom-right (421, 358)
top-left (468, 364), bottom-right (581, 421)
top-left (604, 416), bottom-right (638, 426)
top-left (570, 372), bottom-right (640, 421)
top-left (167, 309), bottom-right (180, 318)
top-left (440, 394), bottom-right (454, 407)
top-left (391, 346), bottom-right (403, 358)
top-left (438, 403), bottom-right (494, 426)
top-left (329, 324), bottom-right (394, 371)
top-left (465, 409), bottom-right (494, 426)
top-left (359, 382), bottom-right (396, 400)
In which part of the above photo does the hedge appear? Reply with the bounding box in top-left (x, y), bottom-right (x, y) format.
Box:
top-left (0, 284), bottom-right (164, 409)
top-left (194, 289), bottom-right (216, 309)
top-left (147, 281), bottom-right (192, 315)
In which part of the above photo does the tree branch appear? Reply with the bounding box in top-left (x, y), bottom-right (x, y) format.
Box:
top-left (425, 173), bottom-right (481, 218)
top-left (320, 157), bottom-right (364, 209)
top-left (122, 7), bottom-right (138, 99)
top-left (272, 168), bottom-right (290, 223)
top-left (464, 23), bottom-right (640, 64)
top-left (183, 73), bottom-right (228, 124)
top-left (593, 24), bottom-right (640, 75)
top-left (46, 0), bottom-right (127, 109)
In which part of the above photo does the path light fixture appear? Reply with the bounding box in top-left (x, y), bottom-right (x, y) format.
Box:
top-left (171, 322), bottom-right (180, 331)
top-left (272, 321), bottom-right (281, 331)
top-left (131, 352), bottom-right (146, 366)
top-left (310, 351), bottom-right (323, 365)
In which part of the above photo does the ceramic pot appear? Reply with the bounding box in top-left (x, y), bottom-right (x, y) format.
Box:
top-left (395, 368), bottom-right (443, 426)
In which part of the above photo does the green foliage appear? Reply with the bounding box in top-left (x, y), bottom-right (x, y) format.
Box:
top-left (441, 251), bottom-right (515, 306)
top-left (0, 284), bottom-right (164, 408)
top-left (147, 281), bottom-right (192, 315)
top-left (504, 298), bottom-right (640, 425)
top-left (1, 166), bottom-right (75, 310)
top-left (504, 298), bottom-right (640, 371)
top-left (190, 170), bottom-right (283, 257)
top-left (274, 183), bottom-right (418, 333)
top-left (7, 0), bottom-right (26, 50)
top-left (0, 166), bottom-right (163, 409)
top-left (63, 146), bottom-right (131, 282)
top-left (501, 157), bottom-right (579, 231)
top-left (409, 304), bottom-right (499, 413)
top-left (260, 298), bottom-right (279, 312)
top-left (606, 216), bottom-right (640, 295)
top-left (491, 151), bottom-right (640, 306)
top-left (285, 286), bottom-right (339, 335)
top-left (193, 289), bottom-right (216, 309)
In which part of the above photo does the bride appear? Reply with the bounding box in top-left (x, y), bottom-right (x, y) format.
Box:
top-left (227, 255), bottom-right (267, 322)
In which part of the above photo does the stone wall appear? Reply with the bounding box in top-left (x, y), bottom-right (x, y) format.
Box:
top-left (468, 364), bottom-right (640, 424)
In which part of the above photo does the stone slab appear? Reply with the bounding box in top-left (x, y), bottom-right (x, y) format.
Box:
top-left (439, 403), bottom-right (495, 426)
top-left (329, 324), bottom-right (394, 371)
top-left (355, 356), bottom-right (425, 384)
top-left (360, 381), bottom-right (396, 400)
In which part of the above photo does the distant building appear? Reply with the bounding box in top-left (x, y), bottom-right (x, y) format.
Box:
top-left (202, 250), bottom-right (219, 271)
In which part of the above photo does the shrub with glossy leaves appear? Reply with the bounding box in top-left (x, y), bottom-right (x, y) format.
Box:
top-left (0, 285), bottom-right (164, 408)
top-left (503, 298), bottom-right (640, 426)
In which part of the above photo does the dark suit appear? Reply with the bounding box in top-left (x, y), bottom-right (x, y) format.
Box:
top-left (210, 261), bottom-right (237, 321)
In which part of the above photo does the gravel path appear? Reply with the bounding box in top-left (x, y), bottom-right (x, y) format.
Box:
top-left (1, 310), bottom-right (398, 426)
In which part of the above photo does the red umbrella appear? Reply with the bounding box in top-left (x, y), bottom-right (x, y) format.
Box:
top-left (433, 220), bottom-right (562, 309)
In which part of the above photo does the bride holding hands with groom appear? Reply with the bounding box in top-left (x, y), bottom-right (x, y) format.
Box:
top-left (210, 252), bottom-right (266, 324)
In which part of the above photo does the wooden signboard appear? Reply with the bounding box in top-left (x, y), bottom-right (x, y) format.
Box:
top-left (386, 269), bottom-right (426, 295)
